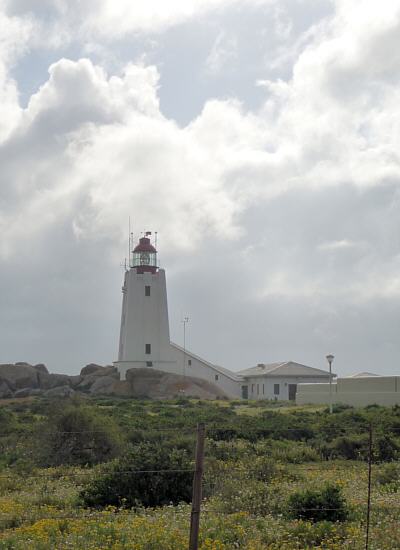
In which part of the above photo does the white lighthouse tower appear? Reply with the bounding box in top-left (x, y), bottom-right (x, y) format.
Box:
top-left (114, 233), bottom-right (176, 380)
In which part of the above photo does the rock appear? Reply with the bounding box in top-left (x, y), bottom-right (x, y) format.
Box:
top-left (44, 385), bottom-right (75, 398)
top-left (37, 372), bottom-right (74, 390)
top-left (124, 368), bottom-right (227, 400)
top-left (33, 364), bottom-right (49, 374)
top-left (68, 375), bottom-right (83, 388)
top-left (14, 388), bottom-right (42, 398)
top-left (80, 364), bottom-right (104, 376)
top-left (0, 364), bottom-right (39, 391)
top-left (78, 369), bottom-right (119, 391)
top-left (89, 376), bottom-right (118, 395)
top-left (0, 381), bottom-right (13, 399)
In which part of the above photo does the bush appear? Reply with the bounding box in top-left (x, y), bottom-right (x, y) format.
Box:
top-left (37, 404), bottom-right (124, 466)
top-left (375, 435), bottom-right (399, 462)
top-left (80, 442), bottom-right (193, 508)
top-left (376, 463), bottom-right (400, 492)
top-left (327, 435), bottom-right (369, 460)
top-left (287, 484), bottom-right (348, 522)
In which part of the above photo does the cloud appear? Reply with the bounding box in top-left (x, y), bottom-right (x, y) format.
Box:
top-left (0, 7), bottom-right (34, 140)
top-left (5, 0), bottom-right (274, 38)
top-left (1, 0), bottom-right (400, 374)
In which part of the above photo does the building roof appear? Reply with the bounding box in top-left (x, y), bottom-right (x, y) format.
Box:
top-left (170, 342), bottom-right (243, 382)
top-left (238, 361), bottom-right (334, 379)
top-left (347, 371), bottom-right (381, 378)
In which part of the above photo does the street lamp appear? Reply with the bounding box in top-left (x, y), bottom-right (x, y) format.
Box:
top-left (183, 316), bottom-right (189, 378)
top-left (326, 354), bottom-right (334, 414)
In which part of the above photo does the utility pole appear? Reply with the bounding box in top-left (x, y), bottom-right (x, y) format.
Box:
top-left (183, 316), bottom-right (189, 379)
top-left (326, 354), bottom-right (334, 413)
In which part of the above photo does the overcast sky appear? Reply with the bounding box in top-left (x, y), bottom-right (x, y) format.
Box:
top-left (1, 0), bottom-right (399, 376)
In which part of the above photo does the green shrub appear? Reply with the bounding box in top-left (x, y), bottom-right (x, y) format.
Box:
top-left (287, 483), bottom-right (348, 522)
top-left (375, 435), bottom-right (399, 462)
top-left (376, 463), bottom-right (400, 492)
top-left (37, 404), bottom-right (124, 466)
top-left (80, 442), bottom-right (193, 508)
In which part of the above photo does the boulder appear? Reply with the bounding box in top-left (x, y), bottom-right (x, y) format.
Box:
top-left (44, 385), bottom-right (75, 398)
top-left (89, 376), bottom-right (118, 395)
top-left (80, 364), bottom-right (104, 376)
top-left (37, 372), bottom-right (74, 390)
top-left (124, 368), bottom-right (227, 400)
top-left (14, 388), bottom-right (42, 398)
top-left (0, 364), bottom-right (39, 391)
top-left (78, 369), bottom-right (119, 391)
top-left (33, 364), bottom-right (49, 374)
top-left (0, 381), bottom-right (13, 399)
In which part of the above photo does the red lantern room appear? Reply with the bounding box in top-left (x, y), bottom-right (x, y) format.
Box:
top-left (132, 233), bottom-right (158, 274)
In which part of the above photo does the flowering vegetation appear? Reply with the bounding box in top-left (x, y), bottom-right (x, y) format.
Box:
top-left (0, 397), bottom-right (399, 549)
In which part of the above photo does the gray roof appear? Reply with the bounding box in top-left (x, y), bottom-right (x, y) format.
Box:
top-left (238, 361), bottom-right (334, 379)
top-left (347, 371), bottom-right (381, 378)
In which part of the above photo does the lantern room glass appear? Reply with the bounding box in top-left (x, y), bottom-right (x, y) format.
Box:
top-left (132, 251), bottom-right (157, 268)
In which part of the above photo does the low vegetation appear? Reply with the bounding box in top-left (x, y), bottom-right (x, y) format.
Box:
top-left (0, 397), bottom-right (399, 548)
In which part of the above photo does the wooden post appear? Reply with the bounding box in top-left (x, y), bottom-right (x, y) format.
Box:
top-left (189, 423), bottom-right (206, 550)
top-left (365, 424), bottom-right (373, 550)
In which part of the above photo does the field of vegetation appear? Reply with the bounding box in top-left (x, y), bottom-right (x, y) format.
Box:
top-left (0, 396), bottom-right (399, 549)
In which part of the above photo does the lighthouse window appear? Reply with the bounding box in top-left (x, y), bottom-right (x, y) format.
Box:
top-left (215, 374), bottom-right (219, 381)
top-left (145, 285), bottom-right (151, 296)
top-left (145, 344), bottom-right (151, 355)
top-left (274, 384), bottom-right (280, 395)
top-left (188, 359), bottom-right (192, 366)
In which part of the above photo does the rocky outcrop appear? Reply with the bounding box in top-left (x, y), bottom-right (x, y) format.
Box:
top-left (0, 380), bottom-right (13, 399)
top-left (44, 385), bottom-right (75, 398)
top-left (124, 368), bottom-right (229, 400)
top-left (0, 364), bottom-right (39, 391)
top-left (0, 363), bottom-right (226, 400)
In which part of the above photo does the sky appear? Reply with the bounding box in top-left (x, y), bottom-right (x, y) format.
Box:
top-left (1, 0), bottom-right (400, 377)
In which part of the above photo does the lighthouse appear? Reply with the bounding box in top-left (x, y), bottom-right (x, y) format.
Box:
top-left (114, 233), bottom-right (176, 380)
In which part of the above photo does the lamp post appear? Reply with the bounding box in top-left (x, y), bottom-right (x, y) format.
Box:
top-left (183, 316), bottom-right (189, 379)
top-left (326, 354), bottom-right (334, 414)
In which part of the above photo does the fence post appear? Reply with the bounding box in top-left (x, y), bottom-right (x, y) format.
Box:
top-left (365, 423), bottom-right (373, 550)
top-left (189, 423), bottom-right (206, 550)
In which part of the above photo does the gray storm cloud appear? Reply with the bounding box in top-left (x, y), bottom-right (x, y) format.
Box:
top-left (0, 0), bottom-right (399, 375)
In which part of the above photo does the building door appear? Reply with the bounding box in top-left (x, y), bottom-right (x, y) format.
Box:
top-left (241, 386), bottom-right (248, 399)
top-left (288, 384), bottom-right (297, 401)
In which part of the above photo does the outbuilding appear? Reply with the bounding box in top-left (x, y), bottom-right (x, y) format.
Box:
top-left (237, 361), bottom-right (335, 401)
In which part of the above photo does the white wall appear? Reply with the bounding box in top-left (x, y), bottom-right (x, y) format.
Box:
top-left (170, 343), bottom-right (242, 399)
top-left (244, 376), bottom-right (332, 401)
top-left (118, 269), bottom-right (173, 364)
top-left (296, 377), bottom-right (400, 407)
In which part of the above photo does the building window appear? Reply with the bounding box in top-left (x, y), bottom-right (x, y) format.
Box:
top-left (251, 384), bottom-right (254, 393)
top-left (274, 383), bottom-right (280, 395)
top-left (145, 285), bottom-right (151, 296)
top-left (146, 361), bottom-right (153, 367)
top-left (257, 384), bottom-right (259, 395)
top-left (263, 384), bottom-right (265, 395)
top-left (145, 344), bottom-right (151, 355)
top-left (215, 374), bottom-right (219, 381)
top-left (188, 359), bottom-right (192, 366)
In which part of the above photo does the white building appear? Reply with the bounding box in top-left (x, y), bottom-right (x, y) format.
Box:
top-left (114, 234), bottom-right (242, 398)
top-left (237, 362), bottom-right (335, 401)
top-left (114, 234), bottom-right (334, 400)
